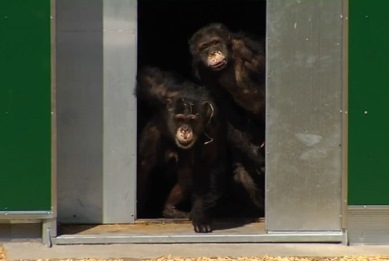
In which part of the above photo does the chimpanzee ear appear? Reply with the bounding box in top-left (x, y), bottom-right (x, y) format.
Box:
top-left (203, 102), bottom-right (215, 123)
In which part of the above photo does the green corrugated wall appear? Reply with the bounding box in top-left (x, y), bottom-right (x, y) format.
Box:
top-left (349, 1), bottom-right (389, 205)
top-left (0, 1), bottom-right (51, 211)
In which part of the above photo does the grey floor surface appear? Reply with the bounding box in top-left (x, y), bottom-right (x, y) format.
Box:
top-left (3, 242), bottom-right (389, 260)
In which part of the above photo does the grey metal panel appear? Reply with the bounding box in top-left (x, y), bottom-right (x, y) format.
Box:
top-left (348, 206), bottom-right (389, 245)
top-left (102, 0), bottom-right (137, 223)
top-left (56, 0), bottom-right (104, 224)
top-left (57, 0), bottom-right (137, 224)
top-left (266, 0), bottom-right (344, 231)
top-left (56, 0), bottom-right (103, 31)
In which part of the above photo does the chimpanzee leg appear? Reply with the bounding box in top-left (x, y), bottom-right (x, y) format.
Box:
top-left (137, 122), bottom-right (161, 217)
top-left (163, 184), bottom-right (191, 218)
top-left (163, 159), bottom-right (193, 218)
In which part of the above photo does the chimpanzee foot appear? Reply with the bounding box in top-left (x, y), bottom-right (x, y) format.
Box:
top-left (162, 207), bottom-right (190, 219)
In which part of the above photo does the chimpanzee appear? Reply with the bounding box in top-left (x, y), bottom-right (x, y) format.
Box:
top-left (136, 66), bottom-right (227, 233)
top-left (189, 23), bottom-right (266, 213)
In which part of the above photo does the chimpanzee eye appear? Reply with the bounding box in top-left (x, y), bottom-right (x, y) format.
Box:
top-left (198, 43), bottom-right (209, 52)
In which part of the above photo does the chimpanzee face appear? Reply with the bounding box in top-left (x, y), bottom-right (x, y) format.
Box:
top-left (189, 23), bottom-right (231, 71)
top-left (166, 98), bottom-right (199, 149)
top-left (197, 36), bottom-right (229, 71)
top-left (166, 97), bottom-right (212, 150)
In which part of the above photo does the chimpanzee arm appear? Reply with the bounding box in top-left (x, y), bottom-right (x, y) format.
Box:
top-left (191, 159), bottom-right (226, 233)
top-left (191, 121), bottom-right (227, 233)
top-left (227, 122), bottom-right (264, 169)
top-left (231, 35), bottom-right (266, 81)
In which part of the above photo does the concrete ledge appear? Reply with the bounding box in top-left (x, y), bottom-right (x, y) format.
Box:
top-left (4, 242), bottom-right (389, 260)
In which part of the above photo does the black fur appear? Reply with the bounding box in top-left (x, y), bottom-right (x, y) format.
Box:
top-left (136, 66), bottom-right (227, 232)
top-left (189, 23), bottom-right (266, 214)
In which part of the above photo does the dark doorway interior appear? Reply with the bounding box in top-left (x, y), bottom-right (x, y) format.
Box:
top-left (138, 0), bottom-right (266, 78)
top-left (137, 0), bottom-right (266, 218)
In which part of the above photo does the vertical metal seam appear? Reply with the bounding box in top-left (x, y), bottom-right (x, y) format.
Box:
top-left (45, 0), bottom-right (58, 243)
top-left (264, 0), bottom-right (270, 233)
top-left (131, 0), bottom-right (138, 223)
top-left (341, 0), bottom-right (349, 233)
top-left (50, 0), bottom-right (58, 229)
